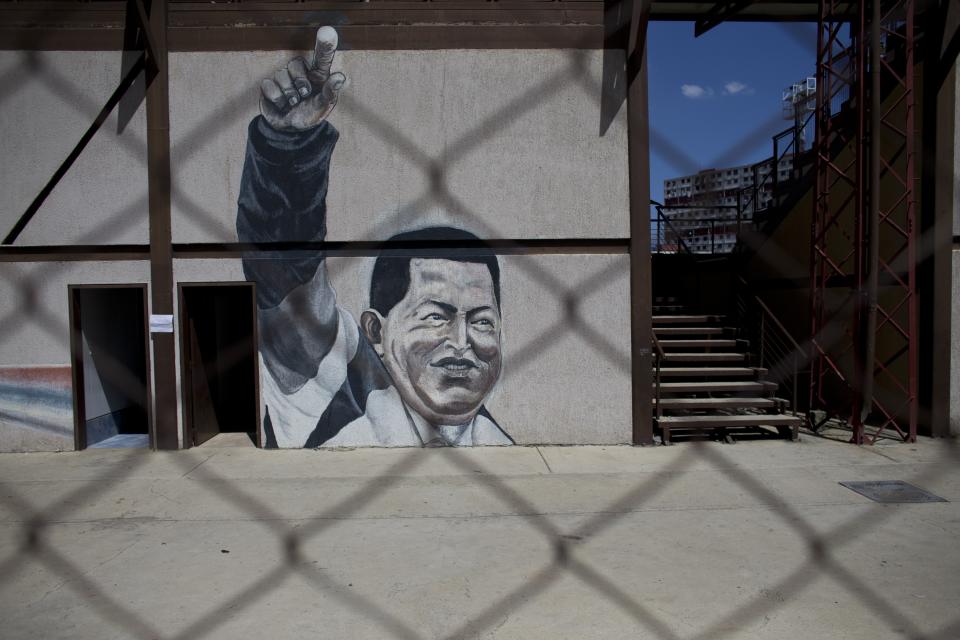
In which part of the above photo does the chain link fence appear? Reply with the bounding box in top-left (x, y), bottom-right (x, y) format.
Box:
top-left (1, 14), bottom-right (959, 640)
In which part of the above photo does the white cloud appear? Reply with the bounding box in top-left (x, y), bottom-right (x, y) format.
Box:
top-left (681, 84), bottom-right (711, 99)
top-left (723, 81), bottom-right (754, 96)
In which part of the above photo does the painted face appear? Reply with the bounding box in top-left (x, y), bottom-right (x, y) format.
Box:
top-left (368, 258), bottom-right (502, 426)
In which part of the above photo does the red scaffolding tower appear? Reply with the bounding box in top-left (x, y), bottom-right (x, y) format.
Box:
top-left (810, 0), bottom-right (917, 443)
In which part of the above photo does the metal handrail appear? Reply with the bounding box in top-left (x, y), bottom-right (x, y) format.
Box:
top-left (735, 277), bottom-right (803, 417)
top-left (753, 295), bottom-right (802, 355)
top-left (738, 110), bottom-right (814, 218)
top-left (653, 214), bottom-right (741, 225)
top-left (651, 208), bottom-right (746, 255)
top-left (650, 201), bottom-right (692, 254)
top-left (652, 332), bottom-right (666, 421)
top-left (650, 216), bottom-right (742, 254)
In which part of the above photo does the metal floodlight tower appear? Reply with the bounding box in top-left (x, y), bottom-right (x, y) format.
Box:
top-left (782, 77), bottom-right (817, 153)
top-left (810, 0), bottom-right (917, 444)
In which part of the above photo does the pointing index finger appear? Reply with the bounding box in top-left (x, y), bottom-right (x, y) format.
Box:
top-left (312, 26), bottom-right (339, 80)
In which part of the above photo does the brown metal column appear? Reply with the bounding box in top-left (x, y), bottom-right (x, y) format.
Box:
top-left (861, 0), bottom-right (881, 424)
top-left (147, 0), bottom-right (178, 450)
top-left (627, 0), bottom-right (653, 445)
top-left (930, 45), bottom-right (957, 437)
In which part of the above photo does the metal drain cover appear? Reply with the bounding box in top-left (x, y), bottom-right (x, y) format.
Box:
top-left (839, 481), bottom-right (947, 503)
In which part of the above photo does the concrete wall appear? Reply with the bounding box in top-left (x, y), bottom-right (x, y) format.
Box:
top-left (952, 251), bottom-right (959, 435)
top-left (0, 365), bottom-right (73, 452)
top-left (1, 45), bottom-right (631, 449)
top-left (167, 46), bottom-right (631, 448)
top-left (329, 254), bottom-right (632, 445)
top-left (951, 60), bottom-right (960, 435)
top-left (942, 59), bottom-right (960, 436)
top-left (954, 65), bottom-right (960, 238)
top-left (0, 51), bottom-right (148, 246)
top-left (169, 50), bottom-right (628, 243)
top-left (0, 261), bottom-right (150, 451)
top-left (171, 254), bottom-right (633, 446)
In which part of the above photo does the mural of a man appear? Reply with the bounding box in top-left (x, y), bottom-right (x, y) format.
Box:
top-left (237, 27), bottom-right (513, 448)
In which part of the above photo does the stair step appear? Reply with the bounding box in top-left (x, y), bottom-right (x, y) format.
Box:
top-left (658, 367), bottom-right (766, 378)
top-left (653, 397), bottom-right (777, 409)
top-left (654, 327), bottom-right (727, 336)
top-left (656, 414), bottom-right (802, 428)
top-left (662, 352), bottom-right (746, 362)
top-left (655, 381), bottom-right (777, 393)
top-left (658, 339), bottom-right (737, 349)
top-left (652, 315), bottom-right (725, 324)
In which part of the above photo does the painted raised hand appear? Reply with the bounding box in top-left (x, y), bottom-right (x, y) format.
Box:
top-left (259, 26), bottom-right (347, 131)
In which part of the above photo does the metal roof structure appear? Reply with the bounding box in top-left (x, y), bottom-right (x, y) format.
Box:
top-left (1, 0), bottom-right (835, 50)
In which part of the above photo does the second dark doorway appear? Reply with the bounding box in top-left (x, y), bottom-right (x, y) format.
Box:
top-left (179, 284), bottom-right (259, 447)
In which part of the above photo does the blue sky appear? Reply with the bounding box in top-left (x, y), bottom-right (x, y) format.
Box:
top-left (647, 21), bottom-right (818, 202)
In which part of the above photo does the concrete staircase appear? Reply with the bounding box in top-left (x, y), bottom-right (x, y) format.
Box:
top-left (652, 305), bottom-right (802, 444)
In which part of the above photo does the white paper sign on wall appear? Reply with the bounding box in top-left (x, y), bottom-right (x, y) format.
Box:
top-left (149, 314), bottom-right (174, 333)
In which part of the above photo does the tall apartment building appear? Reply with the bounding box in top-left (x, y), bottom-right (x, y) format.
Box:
top-left (660, 155), bottom-right (794, 253)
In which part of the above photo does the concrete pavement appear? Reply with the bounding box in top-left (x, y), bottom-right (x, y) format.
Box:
top-left (1, 435), bottom-right (958, 639)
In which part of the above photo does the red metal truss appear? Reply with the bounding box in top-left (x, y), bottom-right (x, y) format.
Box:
top-left (810, 0), bottom-right (865, 438)
top-left (810, 0), bottom-right (917, 443)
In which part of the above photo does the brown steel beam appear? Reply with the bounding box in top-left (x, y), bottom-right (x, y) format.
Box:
top-left (694, 0), bottom-right (755, 37)
top-left (0, 245), bottom-right (150, 261)
top-left (171, 239), bottom-right (630, 259)
top-left (146, 0), bottom-right (178, 450)
top-left (929, 34), bottom-right (957, 437)
top-left (0, 1), bottom-right (829, 51)
top-left (860, 0), bottom-right (881, 424)
top-left (652, 0), bottom-right (826, 18)
top-left (628, 0), bottom-right (654, 446)
top-left (937, 0), bottom-right (960, 91)
top-left (0, 240), bottom-right (628, 261)
top-left (173, 25), bottom-right (603, 51)
top-left (0, 0), bottom-right (825, 23)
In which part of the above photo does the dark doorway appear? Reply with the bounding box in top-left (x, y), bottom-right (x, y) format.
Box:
top-left (69, 285), bottom-right (151, 449)
top-left (179, 283), bottom-right (259, 447)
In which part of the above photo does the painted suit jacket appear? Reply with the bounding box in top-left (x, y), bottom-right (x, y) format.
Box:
top-left (236, 117), bottom-right (513, 449)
